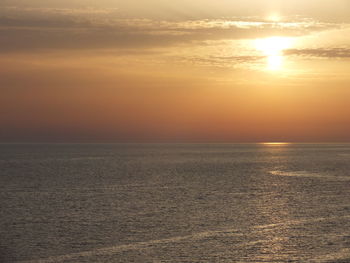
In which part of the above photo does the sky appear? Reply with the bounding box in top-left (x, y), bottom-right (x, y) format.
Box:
top-left (1, 0), bottom-right (350, 142)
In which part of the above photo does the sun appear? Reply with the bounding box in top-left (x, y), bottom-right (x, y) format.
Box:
top-left (267, 55), bottom-right (282, 71)
top-left (255, 37), bottom-right (293, 70)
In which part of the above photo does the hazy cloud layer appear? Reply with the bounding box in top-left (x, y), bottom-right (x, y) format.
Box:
top-left (0, 6), bottom-right (343, 52)
top-left (1, 0), bottom-right (350, 21)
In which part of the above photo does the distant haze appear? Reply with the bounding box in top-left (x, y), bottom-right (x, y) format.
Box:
top-left (1, 0), bottom-right (350, 142)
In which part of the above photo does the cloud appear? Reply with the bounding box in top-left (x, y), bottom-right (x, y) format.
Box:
top-left (284, 48), bottom-right (350, 58)
top-left (167, 55), bottom-right (264, 69)
top-left (0, 6), bottom-right (342, 52)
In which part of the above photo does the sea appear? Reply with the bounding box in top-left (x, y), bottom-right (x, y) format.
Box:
top-left (1, 143), bottom-right (350, 262)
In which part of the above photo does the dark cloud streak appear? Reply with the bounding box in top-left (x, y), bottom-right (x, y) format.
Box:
top-left (284, 48), bottom-right (350, 58)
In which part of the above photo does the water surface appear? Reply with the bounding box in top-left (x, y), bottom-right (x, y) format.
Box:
top-left (1, 143), bottom-right (350, 262)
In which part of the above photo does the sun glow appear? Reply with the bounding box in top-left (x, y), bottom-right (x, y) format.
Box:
top-left (255, 37), bottom-right (293, 70)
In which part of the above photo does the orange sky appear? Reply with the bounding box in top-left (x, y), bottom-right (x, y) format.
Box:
top-left (1, 0), bottom-right (350, 142)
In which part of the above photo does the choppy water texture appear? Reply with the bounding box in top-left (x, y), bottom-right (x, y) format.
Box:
top-left (1, 143), bottom-right (350, 262)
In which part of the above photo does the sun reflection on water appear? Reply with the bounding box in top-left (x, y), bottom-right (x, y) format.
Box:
top-left (261, 142), bottom-right (290, 146)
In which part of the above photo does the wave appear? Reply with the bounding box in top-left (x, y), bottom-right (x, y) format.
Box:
top-left (270, 170), bottom-right (350, 181)
top-left (20, 215), bottom-right (350, 263)
top-left (309, 248), bottom-right (350, 263)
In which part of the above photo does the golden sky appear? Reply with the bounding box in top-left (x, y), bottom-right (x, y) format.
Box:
top-left (1, 0), bottom-right (350, 142)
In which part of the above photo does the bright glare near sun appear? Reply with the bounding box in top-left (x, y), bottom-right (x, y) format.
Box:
top-left (255, 37), bottom-right (293, 71)
top-left (267, 13), bottom-right (281, 22)
top-left (255, 37), bottom-right (292, 56)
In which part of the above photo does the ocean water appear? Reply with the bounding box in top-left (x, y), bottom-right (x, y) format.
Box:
top-left (1, 143), bottom-right (350, 263)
